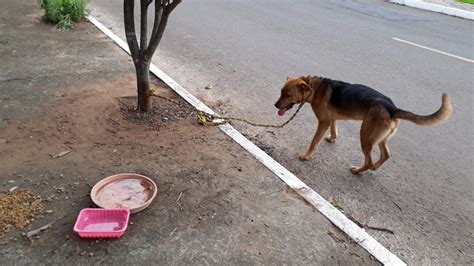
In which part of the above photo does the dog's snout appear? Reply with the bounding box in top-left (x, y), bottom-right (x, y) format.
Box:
top-left (274, 102), bottom-right (279, 109)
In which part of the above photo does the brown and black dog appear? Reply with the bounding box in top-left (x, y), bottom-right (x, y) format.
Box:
top-left (274, 76), bottom-right (452, 174)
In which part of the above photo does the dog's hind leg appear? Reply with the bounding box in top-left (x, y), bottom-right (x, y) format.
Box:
top-left (299, 121), bottom-right (330, 161)
top-left (351, 138), bottom-right (375, 174)
top-left (351, 107), bottom-right (391, 174)
top-left (372, 120), bottom-right (399, 170)
top-left (372, 139), bottom-right (390, 170)
top-left (325, 120), bottom-right (338, 143)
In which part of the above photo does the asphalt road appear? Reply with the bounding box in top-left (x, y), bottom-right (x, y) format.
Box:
top-left (89, 0), bottom-right (473, 264)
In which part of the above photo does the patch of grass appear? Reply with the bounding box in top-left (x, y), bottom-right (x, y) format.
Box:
top-left (40, 0), bottom-right (88, 30)
top-left (458, 0), bottom-right (474, 4)
top-left (55, 14), bottom-right (74, 30)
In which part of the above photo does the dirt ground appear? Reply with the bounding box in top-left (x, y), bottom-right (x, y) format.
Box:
top-left (0, 64), bottom-right (376, 266)
top-left (0, 1), bottom-right (378, 264)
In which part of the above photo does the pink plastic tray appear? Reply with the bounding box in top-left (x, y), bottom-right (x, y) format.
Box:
top-left (73, 208), bottom-right (130, 238)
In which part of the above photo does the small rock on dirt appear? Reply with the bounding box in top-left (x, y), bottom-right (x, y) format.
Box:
top-left (51, 150), bottom-right (72, 159)
top-left (26, 221), bottom-right (55, 238)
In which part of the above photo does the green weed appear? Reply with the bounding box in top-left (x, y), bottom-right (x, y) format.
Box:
top-left (40, 0), bottom-right (87, 30)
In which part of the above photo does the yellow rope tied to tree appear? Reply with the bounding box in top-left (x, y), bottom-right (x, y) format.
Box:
top-left (149, 91), bottom-right (304, 128)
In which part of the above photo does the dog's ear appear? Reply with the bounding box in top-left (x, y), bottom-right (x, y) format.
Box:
top-left (297, 82), bottom-right (312, 92)
top-left (287, 76), bottom-right (296, 81)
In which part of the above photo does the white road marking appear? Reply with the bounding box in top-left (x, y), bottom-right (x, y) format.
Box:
top-left (88, 15), bottom-right (406, 266)
top-left (393, 37), bottom-right (474, 63)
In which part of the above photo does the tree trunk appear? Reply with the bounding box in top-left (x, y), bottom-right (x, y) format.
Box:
top-left (123, 0), bottom-right (181, 112)
top-left (135, 60), bottom-right (152, 112)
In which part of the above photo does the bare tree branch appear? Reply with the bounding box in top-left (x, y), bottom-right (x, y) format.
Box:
top-left (139, 0), bottom-right (149, 52)
top-left (148, 0), bottom-right (164, 54)
top-left (123, 0), bottom-right (140, 61)
top-left (144, 16), bottom-right (168, 61)
top-left (144, 1), bottom-right (165, 61)
top-left (166, 0), bottom-right (182, 15)
top-left (144, 0), bottom-right (181, 61)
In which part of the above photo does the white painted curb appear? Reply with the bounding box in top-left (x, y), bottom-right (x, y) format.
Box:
top-left (87, 15), bottom-right (407, 266)
top-left (390, 0), bottom-right (474, 20)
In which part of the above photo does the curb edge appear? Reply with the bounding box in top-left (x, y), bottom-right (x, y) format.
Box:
top-left (390, 0), bottom-right (474, 20)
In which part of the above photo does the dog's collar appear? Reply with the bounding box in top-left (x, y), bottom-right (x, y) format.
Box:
top-left (303, 78), bottom-right (324, 102)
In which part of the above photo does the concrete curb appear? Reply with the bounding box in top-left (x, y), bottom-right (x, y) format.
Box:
top-left (87, 15), bottom-right (407, 266)
top-left (390, 0), bottom-right (474, 20)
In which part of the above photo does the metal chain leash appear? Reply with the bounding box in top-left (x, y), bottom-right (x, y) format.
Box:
top-left (149, 93), bottom-right (304, 128)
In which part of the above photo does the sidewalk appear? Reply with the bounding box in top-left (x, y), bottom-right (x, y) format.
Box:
top-left (390, 0), bottom-right (474, 19)
top-left (422, 0), bottom-right (474, 11)
top-left (0, 0), bottom-right (376, 264)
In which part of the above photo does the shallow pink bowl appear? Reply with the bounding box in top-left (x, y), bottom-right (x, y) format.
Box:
top-left (73, 208), bottom-right (130, 238)
top-left (90, 173), bottom-right (157, 214)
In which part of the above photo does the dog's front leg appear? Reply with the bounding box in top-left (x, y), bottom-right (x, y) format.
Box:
top-left (325, 120), bottom-right (338, 143)
top-left (299, 121), bottom-right (330, 161)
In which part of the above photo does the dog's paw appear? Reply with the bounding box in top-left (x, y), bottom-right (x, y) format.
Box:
top-left (298, 154), bottom-right (311, 161)
top-left (371, 162), bottom-right (383, 171)
top-left (350, 166), bottom-right (362, 174)
top-left (324, 137), bottom-right (336, 143)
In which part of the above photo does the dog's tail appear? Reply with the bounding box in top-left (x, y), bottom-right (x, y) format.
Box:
top-left (393, 93), bottom-right (452, 126)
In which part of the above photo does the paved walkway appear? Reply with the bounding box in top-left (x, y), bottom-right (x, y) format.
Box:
top-left (421, 0), bottom-right (474, 11)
